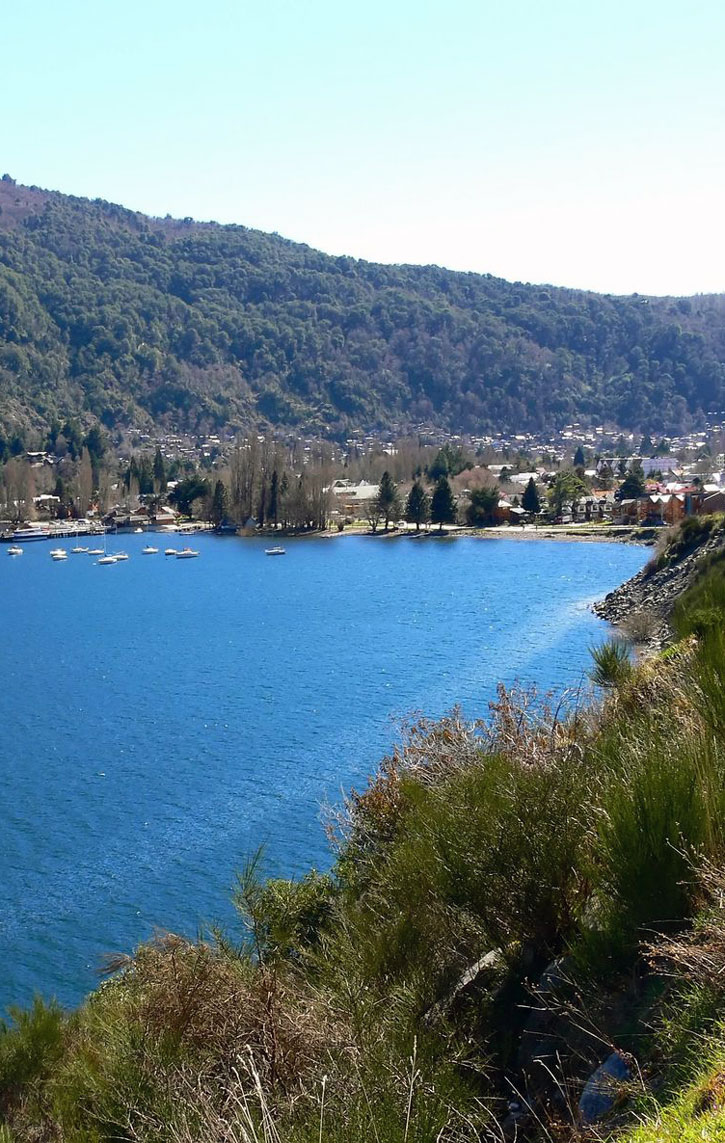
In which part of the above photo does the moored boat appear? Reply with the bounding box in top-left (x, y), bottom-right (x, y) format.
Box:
top-left (9, 528), bottom-right (50, 542)
top-left (51, 550), bottom-right (68, 561)
top-left (142, 546), bottom-right (159, 554)
top-left (7, 546), bottom-right (23, 556)
top-left (265, 546), bottom-right (286, 556)
top-left (97, 554), bottom-right (118, 565)
top-left (175, 547), bottom-right (199, 559)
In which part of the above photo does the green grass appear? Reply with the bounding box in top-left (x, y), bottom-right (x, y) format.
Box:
top-left (621, 1051), bottom-right (725, 1142)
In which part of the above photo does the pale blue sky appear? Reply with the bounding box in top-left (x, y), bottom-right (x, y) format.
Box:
top-left (3, 0), bottom-right (724, 295)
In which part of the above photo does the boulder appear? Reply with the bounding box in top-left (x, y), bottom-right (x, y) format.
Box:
top-left (578, 1050), bottom-right (631, 1124)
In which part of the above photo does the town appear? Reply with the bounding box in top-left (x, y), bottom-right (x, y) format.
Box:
top-left (4, 417), bottom-right (725, 538)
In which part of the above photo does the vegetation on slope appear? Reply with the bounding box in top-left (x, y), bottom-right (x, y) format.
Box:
top-left (5, 522), bottom-right (725, 1140)
top-left (1, 176), bottom-right (725, 439)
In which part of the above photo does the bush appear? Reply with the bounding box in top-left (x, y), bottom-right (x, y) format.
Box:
top-left (589, 638), bottom-right (633, 687)
top-left (0, 996), bottom-right (65, 1104)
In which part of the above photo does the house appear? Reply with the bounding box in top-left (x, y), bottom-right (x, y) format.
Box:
top-left (700, 490), bottom-right (725, 515)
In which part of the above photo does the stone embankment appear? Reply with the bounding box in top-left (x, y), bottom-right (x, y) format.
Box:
top-left (593, 522), bottom-right (725, 641)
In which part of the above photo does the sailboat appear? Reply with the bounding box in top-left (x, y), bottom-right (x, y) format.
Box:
top-left (96, 529), bottom-right (117, 565)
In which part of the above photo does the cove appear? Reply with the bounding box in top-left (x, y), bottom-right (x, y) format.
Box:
top-left (0, 533), bottom-right (647, 1009)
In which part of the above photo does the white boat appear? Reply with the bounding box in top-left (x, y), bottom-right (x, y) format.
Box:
top-left (51, 550), bottom-right (68, 561)
top-left (114, 552), bottom-right (129, 561)
top-left (11, 527), bottom-right (50, 542)
top-left (97, 554), bottom-right (118, 565)
top-left (7, 546), bottom-right (23, 556)
top-left (175, 547), bottom-right (199, 559)
top-left (164, 548), bottom-right (178, 556)
top-left (71, 546), bottom-right (88, 554)
top-left (265, 546), bottom-right (286, 556)
top-left (134, 528), bottom-right (144, 533)
top-left (88, 548), bottom-right (104, 556)
top-left (142, 546), bottom-right (159, 554)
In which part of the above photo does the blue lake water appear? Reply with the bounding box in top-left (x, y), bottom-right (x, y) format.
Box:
top-left (0, 533), bottom-right (647, 1010)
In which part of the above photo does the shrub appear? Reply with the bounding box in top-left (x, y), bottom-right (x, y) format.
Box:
top-left (621, 610), bottom-right (658, 644)
top-left (589, 638), bottom-right (633, 687)
top-left (0, 996), bottom-right (65, 1105)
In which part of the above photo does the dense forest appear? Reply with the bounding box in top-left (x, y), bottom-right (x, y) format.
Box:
top-left (1, 175), bottom-right (724, 440)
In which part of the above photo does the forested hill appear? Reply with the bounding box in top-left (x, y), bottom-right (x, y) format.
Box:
top-left (1, 174), bottom-right (724, 439)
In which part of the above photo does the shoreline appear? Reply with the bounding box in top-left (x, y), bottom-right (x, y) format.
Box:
top-left (313, 522), bottom-right (654, 545)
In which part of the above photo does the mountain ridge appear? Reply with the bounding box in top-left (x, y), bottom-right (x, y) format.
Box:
top-left (1, 175), bottom-right (724, 440)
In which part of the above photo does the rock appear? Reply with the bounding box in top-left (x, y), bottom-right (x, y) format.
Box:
top-left (578, 1050), bottom-right (631, 1123)
top-left (422, 948), bottom-right (505, 1026)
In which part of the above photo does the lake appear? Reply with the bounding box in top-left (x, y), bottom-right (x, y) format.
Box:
top-left (0, 532), bottom-right (647, 1010)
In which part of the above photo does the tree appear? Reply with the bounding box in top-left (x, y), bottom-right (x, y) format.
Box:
top-left (170, 476), bottom-right (209, 517)
top-left (573, 445), bottom-right (586, 468)
top-left (269, 469), bottom-right (279, 527)
top-left (549, 470), bottom-right (588, 514)
top-left (466, 487), bottom-right (499, 526)
top-left (153, 447), bottom-right (166, 492)
top-left (364, 496), bottom-right (383, 533)
top-left (85, 426), bottom-right (106, 485)
top-left (430, 476), bottom-right (455, 531)
top-left (76, 447), bottom-right (94, 514)
top-left (405, 480), bottom-right (430, 531)
top-left (376, 471), bottom-right (401, 531)
top-left (522, 477), bottom-right (541, 515)
top-left (210, 479), bottom-right (228, 525)
top-left (616, 461), bottom-right (646, 501)
top-left (427, 449), bottom-right (449, 482)
top-left (427, 444), bottom-right (471, 482)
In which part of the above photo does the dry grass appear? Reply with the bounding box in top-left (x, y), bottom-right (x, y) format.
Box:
top-left (100, 933), bottom-right (349, 1097)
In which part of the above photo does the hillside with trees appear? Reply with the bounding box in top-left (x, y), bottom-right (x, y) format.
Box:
top-left (1, 175), bottom-right (725, 441)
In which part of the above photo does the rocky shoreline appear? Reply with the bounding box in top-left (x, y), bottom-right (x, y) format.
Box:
top-left (593, 521), bottom-right (725, 644)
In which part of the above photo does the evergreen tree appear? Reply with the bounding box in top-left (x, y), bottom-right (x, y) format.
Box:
top-left (405, 480), bottom-right (430, 531)
top-left (171, 476), bottom-right (210, 517)
top-left (466, 487), bottom-right (499, 526)
top-left (210, 479), bottom-right (228, 525)
top-left (522, 477), bottom-right (541, 514)
top-left (153, 447), bottom-right (166, 492)
top-left (138, 456), bottom-right (154, 495)
top-left (640, 433), bottom-right (653, 455)
top-left (427, 449), bottom-right (449, 482)
top-left (269, 469), bottom-right (279, 527)
top-left (616, 460), bottom-right (646, 500)
top-left (376, 470), bottom-right (401, 530)
top-left (573, 445), bottom-right (586, 468)
top-left (550, 469), bottom-right (588, 513)
top-left (430, 476), bottom-right (455, 531)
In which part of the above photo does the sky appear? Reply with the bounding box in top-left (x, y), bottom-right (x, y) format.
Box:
top-left (3, 0), bottom-right (724, 296)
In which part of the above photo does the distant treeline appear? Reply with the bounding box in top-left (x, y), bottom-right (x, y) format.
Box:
top-left (1, 178), bottom-right (725, 439)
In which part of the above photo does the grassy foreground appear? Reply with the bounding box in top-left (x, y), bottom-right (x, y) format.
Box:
top-left (6, 524), bottom-right (725, 1140)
